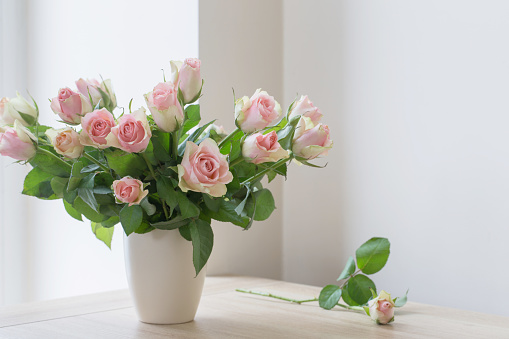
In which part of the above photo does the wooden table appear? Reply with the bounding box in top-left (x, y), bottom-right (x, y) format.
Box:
top-left (0, 276), bottom-right (508, 338)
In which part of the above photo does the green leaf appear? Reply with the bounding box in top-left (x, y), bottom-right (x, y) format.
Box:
top-left (179, 224), bottom-right (192, 241)
top-left (394, 290), bottom-right (409, 307)
top-left (346, 274), bottom-right (376, 305)
top-left (29, 148), bottom-right (71, 177)
top-left (189, 219), bottom-right (213, 276)
top-left (246, 189), bottom-right (275, 221)
top-left (140, 198), bottom-right (156, 216)
top-left (73, 196), bottom-right (107, 223)
top-left (156, 176), bottom-right (178, 208)
top-left (91, 222), bottom-right (114, 249)
top-left (151, 216), bottom-right (191, 230)
top-left (177, 192), bottom-right (200, 219)
top-left (356, 237), bottom-right (390, 275)
top-left (178, 120), bottom-right (215, 156)
top-left (135, 220), bottom-right (154, 234)
top-left (318, 285), bottom-right (342, 310)
top-left (104, 149), bottom-right (147, 177)
top-left (50, 177), bottom-right (68, 198)
top-left (151, 131), bottom-right (171, 162)
top-left (204, 199), bottom-right (250, 228)
top-left (22, 167), bottom-right (57, 199)
top-left (341, 286), bottom-right (360, 306)
top-left (68, 160), bottom-right (85, 191)
top-left (337, 256), bottom-right (356, 281)
top-left (203, 193), bottom-right (221, 212)
top-left (101, 216), bottom-right (120, 228)
top-left (119, 204), bottom-right (143, 236)
top-left (77, 188), bottom-right (99, 212)
top-left (63, 199), bottom-right (82, 221)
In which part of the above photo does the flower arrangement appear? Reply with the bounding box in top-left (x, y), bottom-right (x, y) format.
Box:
top-left (0, 58), bottom-right (333, 275)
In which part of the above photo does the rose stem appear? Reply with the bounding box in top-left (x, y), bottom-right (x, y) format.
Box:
top-left (141, 153), bottom-right (169, 219)
top-left (240, 156), bottom-right (292, 185)
top-left (218, 127), bottom-right (241, 149)
top-left (235, 289), bottom-right (318, 304)
top-left (82, 152), bottom-right (110, 172)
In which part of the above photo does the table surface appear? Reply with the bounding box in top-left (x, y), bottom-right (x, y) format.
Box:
top-left (0, 276), bottom-right (508, 338)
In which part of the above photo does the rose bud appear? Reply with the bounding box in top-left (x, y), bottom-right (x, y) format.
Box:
top-left (112, 177), bottom-right (148, 206)
top-left (242, 131), bottom-right (289, 164)
top-left (235, 89), bottom-right (282, 133)
top-left (79, 108), bottom-right (116, 149)
top-left (144, 82), bottom-right (184, 132)
top-left (45, 127), bottom-right (84, 159)
top-left (171, 58), bottom-right (202, 104)
top-left (0, 93), bottom-right (38, 126)
top-left (107, 108), bottom-right (151, 153)
top-left (99, 79), bottom-right (117, 108)
top-left (0, 120), bottom-right (37, 161)
top-left (288, 95), bottom-right (322, 124)
top-left (50, 87), bottom-right (93, 124)
top-left (368, 290), bottom-right (395, 325)
top-left (178, 138), bottom-right (233, 197)
top-left (292, 117), bottom-right (332, 160)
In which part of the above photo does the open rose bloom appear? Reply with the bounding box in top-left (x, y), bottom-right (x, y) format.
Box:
top-left (0, 58), bottom-right (332, 276)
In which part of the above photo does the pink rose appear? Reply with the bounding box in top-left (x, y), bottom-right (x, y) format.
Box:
top-left (50, 87), bottom-right (93, 124)
top-left (107, 108), bottom-right (151, 153)
top-left (178, 138), bottom-right (233, 197)
top-left (235, 89), bottom-right (282, 133)
top-left (0, 93), bottom-right (38, 126)
top-left (144, 82), bottom-right (184, 132)
top-left (242, 131), bottom-right (289, 164)
top-left (288, 95), bottom-right (322, 124)
top-left (80, 108), bottom-right (116, 149)
top-left (171, 58), bottom-right (202, 104)
top-left (292, 116), bottom-right (333, 160)
top-left (46, 128), bottom-right (83, 159)
top-left (0, 120), bottom-right (37, 161)
top-left (112, 177), bottom-right (148, 206)
top-left (368, 291), bottom-right (395, 325)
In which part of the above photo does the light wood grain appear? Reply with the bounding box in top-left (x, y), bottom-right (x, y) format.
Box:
top-left (0, 276), bottom-right (508, 338)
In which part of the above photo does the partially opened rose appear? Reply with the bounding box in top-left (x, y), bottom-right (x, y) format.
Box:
top-left (178, 138), bottom-right (233, 197)
top-left (75, 78), bottom-right (102, 106)
top-left (46, 127), bottom-right (83, 159)
top-left (288, 95), bottom-right (322, 124)
top-left (112, 176), bottom-right (148, 206)
top-left (171, 58), bottom-right (202, 104)
top-left (50, 87), bottom-right (93, 124)
top-left (242, 131), bottom-right (289, 164)
top-left (107, 108), bottom-right (151, 153)
top-left (144, 82), bottom-right (184, 132)
top-left (0, 120), bottom-right (37, 161)
top-left (0, 93), bottom-right (38, 126)
top-left (235, 89), bottom-right (282, 133)
top-left (368, 291), bottom-right (395, 325)
top-left (80, 108), bottom-right (116, 149)
top-left (292, 116), bottom-right (332, 160)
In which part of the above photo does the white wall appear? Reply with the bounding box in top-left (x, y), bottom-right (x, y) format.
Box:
top-left (283, 0), bottom-right (509, 316)
top-left (24, 0), bottom-right (198, 301)
top-left (199, 0), bottom-right (284, 279)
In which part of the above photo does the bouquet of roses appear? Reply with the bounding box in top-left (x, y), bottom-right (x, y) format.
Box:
top-left (0, 58), bottom-right (333, 275)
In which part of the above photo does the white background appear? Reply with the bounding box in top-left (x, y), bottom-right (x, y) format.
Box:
top-left (1, 0), bottom-right (508, 317)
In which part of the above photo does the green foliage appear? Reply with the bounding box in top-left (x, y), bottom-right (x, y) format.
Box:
top-left (394, 290), bottom-right (409, 307)
top-left (337, 256), bottom-right (356, 281)
top-left (119, 204), bottom-right (143, 236)
top-left (356, 237), bottom-right (390, 274)
top-left (91, 222), bottom-right (114, 249)
top-left (318, 285), bottom-right (342, 310)
top-left (23, 167), bottom-right (58, 199)
top-left (29, 148), bottom-right (71, 177)
top-left (189, 219), bottom-right (213, 276)
top-left (104, 149), bottom-right (146, 177)
top-left (346, 274), bottom-right (376, 305)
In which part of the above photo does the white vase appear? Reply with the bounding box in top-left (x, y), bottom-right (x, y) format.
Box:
top-left (123, 228), bottom-right (206, 324)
